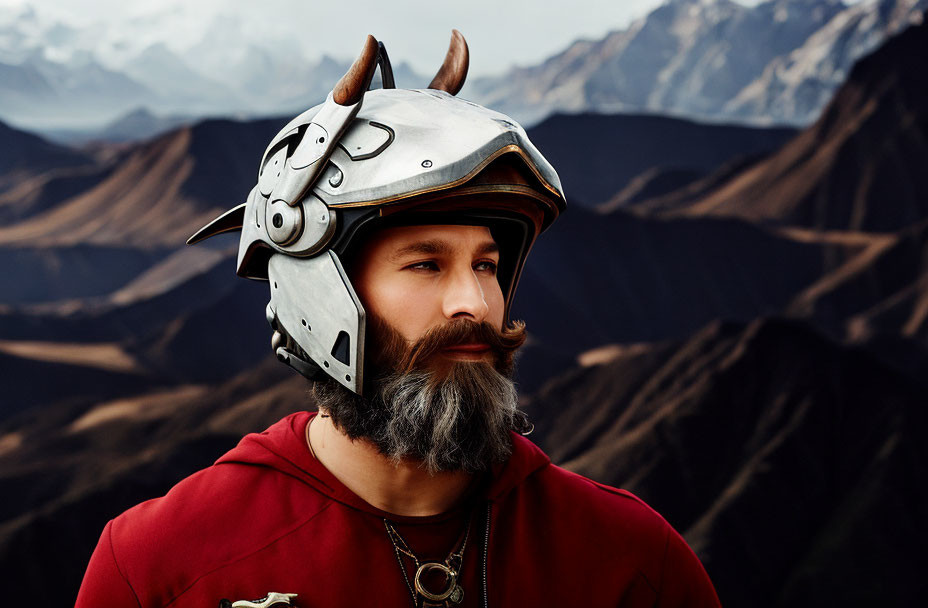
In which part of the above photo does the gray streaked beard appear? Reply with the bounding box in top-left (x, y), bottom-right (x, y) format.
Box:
top-left (312, 318), bottom-right (530, 473)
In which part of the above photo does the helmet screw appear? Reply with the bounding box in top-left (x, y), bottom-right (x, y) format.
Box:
top-left (421, 159), bottom-right (433, 168)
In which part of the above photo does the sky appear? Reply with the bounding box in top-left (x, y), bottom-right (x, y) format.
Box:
top-left (0, 0), bottom-right (694, 76)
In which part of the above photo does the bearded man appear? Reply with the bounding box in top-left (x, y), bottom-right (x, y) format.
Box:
top-left (77, 33), bottom-right (720, 608)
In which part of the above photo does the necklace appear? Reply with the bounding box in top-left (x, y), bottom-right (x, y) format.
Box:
top-left (305, 412), bottom-right (329, 460)
top-left (383, 514), bottom-right (471, 607)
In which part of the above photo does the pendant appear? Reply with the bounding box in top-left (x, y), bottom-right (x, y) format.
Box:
top-left (449, 585), bottom-right (464, 604)
top-left (414, 562), bottom-right (458, 602)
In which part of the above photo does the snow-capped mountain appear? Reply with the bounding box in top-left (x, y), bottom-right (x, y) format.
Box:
top-left (466, 0), bottom-right (926, 126)
top-left (0, 4), bottom-right (432, 132)
top-left (724, 0), bottom-right (928, 122)
top-left (0, 6), bottom-right (355, 130)
top-left (0, 0), bottom-right (924, 133)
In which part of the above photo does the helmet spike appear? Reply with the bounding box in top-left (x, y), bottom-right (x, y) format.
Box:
top-left (428, 29), bottom-right (469, 95)
top-left (186, 203), bottom-right (246, 245)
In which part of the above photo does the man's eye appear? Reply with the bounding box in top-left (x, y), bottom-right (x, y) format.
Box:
top-left (474, 260), bottom-right (498, 273)
top-left (407, 261), bottom-right (439, 271)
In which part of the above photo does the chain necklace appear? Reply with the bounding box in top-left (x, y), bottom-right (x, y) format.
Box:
top-left (383, 513), bottom-right (471, 607)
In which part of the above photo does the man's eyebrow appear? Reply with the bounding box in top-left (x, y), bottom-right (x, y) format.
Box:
top-left (477, 241), bottom-right (500, 256)
top-left (390, 240), bottom-right (452, 260)
top-left (389, 239), bottom-right (500, 260)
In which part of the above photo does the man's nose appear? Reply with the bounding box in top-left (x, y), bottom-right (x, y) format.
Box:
top-left (442, 265), bottom-right (489, 322)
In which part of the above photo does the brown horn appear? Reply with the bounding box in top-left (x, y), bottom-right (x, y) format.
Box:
top-left (333, 34), bottom-right (379, 106)
top-left (428, 29), bottom-right (469, 95)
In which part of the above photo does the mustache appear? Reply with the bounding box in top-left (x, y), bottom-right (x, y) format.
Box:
top-left (368, 317), bottom-right (527, 377)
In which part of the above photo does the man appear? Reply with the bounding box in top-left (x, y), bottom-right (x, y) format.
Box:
top-left (77, 32), bottom-right (720, 607)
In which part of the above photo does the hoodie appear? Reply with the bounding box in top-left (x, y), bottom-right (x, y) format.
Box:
top-left (76, 412), bottom-right (720, 607)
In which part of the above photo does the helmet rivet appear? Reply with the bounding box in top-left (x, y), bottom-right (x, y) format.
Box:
top-left (272, 213), bottom-right (284, 228)
top-left (421, 159), bottom-right (433, 168)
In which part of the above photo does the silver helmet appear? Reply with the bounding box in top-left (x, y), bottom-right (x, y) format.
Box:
top-left (189, 32), bottom-right (566, 394)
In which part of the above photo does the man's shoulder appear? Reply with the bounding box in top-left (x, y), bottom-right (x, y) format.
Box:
top-left (530, 462), bottom-right (671, 531)
top-left (511, 460), bottom-right (677, 573)
top-left (508, 462), bottom-right (720, 604)
top-left (105, 414), bottom-right (329, 602)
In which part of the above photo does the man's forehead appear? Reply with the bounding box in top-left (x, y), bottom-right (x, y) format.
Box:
top-left (372, 224), bottom-right (499, 252)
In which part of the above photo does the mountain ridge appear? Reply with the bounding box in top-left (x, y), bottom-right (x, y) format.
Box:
top-left (640, 15), bottom-right (928, 231)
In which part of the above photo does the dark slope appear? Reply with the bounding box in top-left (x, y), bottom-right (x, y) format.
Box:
top-left (512, 203), bottom-right (861, 361)
top-left (788, 219), bottom-right (928, 346)
top-left (0, 119), bottom-right (92, 193)
top-left (0, 163), bottom-right (116, 224)
top-left (526, 112), bottom-right (796, 206)
top-left (654, 18), bottom-right (928, 231)
top-left (525, 317), bottom-right (928, 607)
top-left (0, 255), bottom-right (269, 416)
top-left (0, 244), bottom-right (169, 305)
top-left (600, 166), bottom-right (704, 210)
top-left (0, 347), bottom-right (156, 420)
top-left (0, 357), bottom-right (302, 607)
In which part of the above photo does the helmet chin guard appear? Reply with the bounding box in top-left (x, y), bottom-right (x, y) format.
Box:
top-left (188, 31), bottom-right (566, 395)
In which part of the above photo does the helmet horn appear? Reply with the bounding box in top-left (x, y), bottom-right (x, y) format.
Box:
top-left (333, 34), bottom-right (380, 106)
top-left (428, 29), bottom-right (469, 95)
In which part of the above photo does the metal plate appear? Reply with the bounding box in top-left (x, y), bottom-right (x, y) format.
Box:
top-left (267, 251), bottom-right (365, 393)
top-left (309, 89), bottom-right (564, 209)
top-left (339, 120), bottom-right (394, 160)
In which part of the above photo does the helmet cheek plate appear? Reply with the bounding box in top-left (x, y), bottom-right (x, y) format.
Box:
top-left (267, 252), bottom-right (365, 393)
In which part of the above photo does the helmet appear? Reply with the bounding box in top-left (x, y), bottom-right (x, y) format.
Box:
top-left (188, 32), bottom-right (566, 394)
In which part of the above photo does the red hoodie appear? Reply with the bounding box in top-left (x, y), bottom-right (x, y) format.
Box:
top-left (76, 412), bottom-right (720, 607)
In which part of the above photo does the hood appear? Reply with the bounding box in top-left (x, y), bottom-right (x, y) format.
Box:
top-left (214, 411), bottom-right (551, 517)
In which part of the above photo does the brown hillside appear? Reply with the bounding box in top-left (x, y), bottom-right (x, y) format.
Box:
top-left (787, 218), bottom-right (928, 346)
top-left (0, 117), bottom-right (285, 248)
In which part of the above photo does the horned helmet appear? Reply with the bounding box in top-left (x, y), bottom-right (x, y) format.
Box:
top-left (189, 32), bottom-right (566, 394)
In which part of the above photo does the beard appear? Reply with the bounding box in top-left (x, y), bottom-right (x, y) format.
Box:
top-left (312, 316), bottom-right (530, 473)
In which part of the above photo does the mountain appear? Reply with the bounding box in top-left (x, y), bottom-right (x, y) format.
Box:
top-left (528, 112), bottom-right (795, 206)
top-left (725, 0), bottom-right (928, 122)
top-left (467, 0), bottom-right (926, 127)
top-left (0, 244), bottom-right (169, 306)
top-left (0, 247), bottom-right (268, 412)
top-left (787, 219), bottom-right (928, 348)
top-left (0, 59), bottom-right (57, 118)
top-left (93, 107), bottom-right (194, 143)
top-left (513, 204), bottom-right (860, 361)
top-left (641, 15), bottom-right (928, 231)
top-left (3, 1), bottom-right (923, 132)
top-left (7, 51), bottom-right (157, 129)
top-left (525, 317), bottom-right (928, 606)
top-left (36, 107), bottom-right (198, 146)
top-left (122, 43), bottom-right (241, 114)
top-left (0, 356), bottom-right (302, 606)
top-left (1, 15), bottom-right (927, 606)
top-left (0, 118), bottom-right (94, 197)
top-left (2, 316), bottom-right (924, 606)
top-left (600, 166), bottom-right (706, 210)
top-left (0, 116), bottom-right (287, 248)
top-left (0, 7), bottom-right (426, 131)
